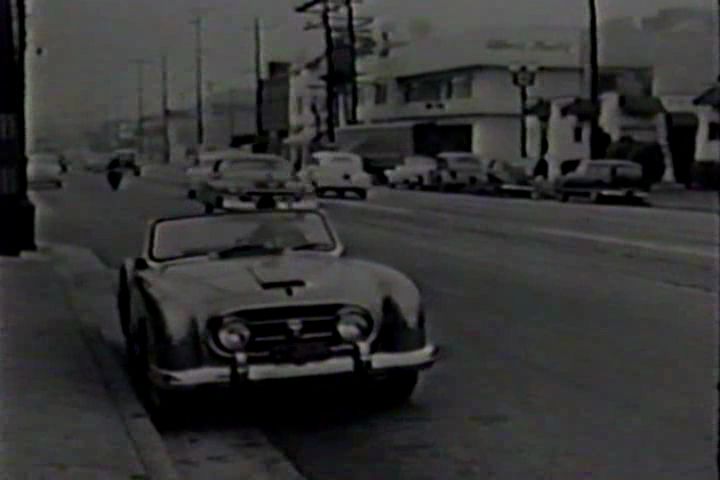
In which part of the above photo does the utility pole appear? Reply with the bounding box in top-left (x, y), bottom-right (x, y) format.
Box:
top-left (161, 54), bottom-right (170, 164)
top-left (321, 0), bottom-right (336, 142)
top-left (130, 59), bottom-right (149, 154)
top-left (344, 0), bottom-right (359, 124)
top-left (0, 0), bottom-right (35, 255)
top-left (254, 17), bottom-right (265, 139)
top-left (588, 0), bottom-right (600, 159)
top-left (191, 15), bottom-right (205, 147)
top-left (296, 0), bottom-right (337, 143)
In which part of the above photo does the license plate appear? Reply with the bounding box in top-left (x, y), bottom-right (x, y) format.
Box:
top-left (272, 343), bottom-right (331, 364)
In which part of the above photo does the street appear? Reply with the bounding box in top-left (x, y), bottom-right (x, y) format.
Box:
top-left (33, 172), bottom-right (717, 479)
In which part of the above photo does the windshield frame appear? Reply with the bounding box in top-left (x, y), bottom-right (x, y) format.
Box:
top-left (145, 210), bottom-right (340, 263)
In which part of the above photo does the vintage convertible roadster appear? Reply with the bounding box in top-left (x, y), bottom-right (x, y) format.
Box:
top-left (117, 208), bottom-right (437, 421)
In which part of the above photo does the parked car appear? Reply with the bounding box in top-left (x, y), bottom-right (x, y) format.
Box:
top-left (385, 156), bottom-right (438, 189)
top-left (188, 153), bottom-right (315, 212)
top-left (485, 158), bottom-right (538, 196)
top-left (432, 152), bottom-right (489, 191)
top-left (298, 151), bottom-right (372, 199)
top-left (116, 208), bottom-right (438, 422)
top-left (186, 149), bottom-right (259, 185)
top-left (544, 159), bottom-right (649, 204)
top-left (27, 152), bottom-right (67, 189)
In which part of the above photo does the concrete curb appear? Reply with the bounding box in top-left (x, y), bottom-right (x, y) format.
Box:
top-left (44, 243), bottom-right (308, 480)
top-left (44, 243), bottom-right (181, 480)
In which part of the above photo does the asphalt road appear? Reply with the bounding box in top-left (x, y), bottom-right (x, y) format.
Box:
top-left (32, 173), bottom-right (718, 479)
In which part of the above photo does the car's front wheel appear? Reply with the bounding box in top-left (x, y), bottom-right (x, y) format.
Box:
top-left (370, 371), bottom-right (419, 407)
top-left (135, 321), bottom-right (177, 429)
top-left (356, 188), bottom-right (368, 200)
top-left (204, 202), bottom-right (214, 213)
top-left (187, 189), bottom-right (197, 199)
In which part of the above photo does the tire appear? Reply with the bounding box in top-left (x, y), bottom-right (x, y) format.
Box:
top-left (215, 196), bottom-right (224, 209)
top-left (416, 176), bottom-right (425, 189)
top-left (356, 189), bottom-right (368, 200)
top-left (316, 188), bottom-right (326, 198)
top-left (377, 371), bottom-right (419, 406)
top-left (388, 182), bottom-right (396, 189)
top-left (204, 202), bottom-right (214, 214)
top-left (187, 189), bottom-right (196, 199)
top-left (136, 321), bottom-right (177, 429)
top-left (560, 192), bottom-right (570, 203)
top-left (117, 269), bottom-right (130, 338)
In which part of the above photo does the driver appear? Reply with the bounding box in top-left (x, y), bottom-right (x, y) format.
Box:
top-left (245, 220), bottom-right (308, 247)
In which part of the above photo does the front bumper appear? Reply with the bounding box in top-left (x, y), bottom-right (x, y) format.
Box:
top-left (148, 344), bottom-right (438, 389)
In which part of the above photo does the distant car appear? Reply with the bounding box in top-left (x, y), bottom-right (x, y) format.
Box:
top-left (116, 208), bottom-right (438, 422)
top-left (431, 152), bottom-right (489, 191)
top-left (298, 151), bottom-right (372, 199)
top-left (385, 156), bottom-right (438, 189)
top-left (485, 158), bottom-right (538, 196)
top-left (549, 159), bottom-right (649, 204)
top-left (27, 152), bottom-right (67, 189)
top-left (188, 153), bottom-right (316, 213)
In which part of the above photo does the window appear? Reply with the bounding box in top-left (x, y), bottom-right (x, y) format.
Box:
top-left (374, 83), bottom-right (388, 105)
top-left (573, 126), bottom-right (583, 143)
top-left (452, 75), bottom-right (472, 99)
top-left (402, 79), bottom-right (443, 103)
top-left (709, 122), bottom-right (720, 141)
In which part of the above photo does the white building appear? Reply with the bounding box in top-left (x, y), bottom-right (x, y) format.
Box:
top-left (693, 87), bottom-right (720, 184)
top-left (355, 26), bottom-right (652, 164)
top-left (284, 60), bottom-right (328, 167)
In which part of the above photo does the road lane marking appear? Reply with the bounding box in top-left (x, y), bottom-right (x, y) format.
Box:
top-left (532, 227), bottom-right (717, 260)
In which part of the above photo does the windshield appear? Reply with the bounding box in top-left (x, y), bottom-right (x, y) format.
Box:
top-left (221, 159), bottom-right (289, 172)
top-left (150, 211), bottom-right (336, 261)
top-left (447, 156), bottom-right (481, 166)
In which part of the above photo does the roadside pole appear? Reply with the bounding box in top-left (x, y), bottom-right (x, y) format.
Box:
top-left (0, 0), bottom-right (35, 256)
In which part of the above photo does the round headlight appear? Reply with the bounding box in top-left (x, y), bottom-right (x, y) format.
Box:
top-left (337, 309), bottom-right (371, 342)
top-left (217, 321), bottom-right (251, 352)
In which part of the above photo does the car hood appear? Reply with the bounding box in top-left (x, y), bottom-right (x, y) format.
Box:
top-left (144, 253), bottom-right (406, 318)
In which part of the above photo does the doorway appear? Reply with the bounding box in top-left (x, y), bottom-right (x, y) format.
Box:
top-left (665, 113), bottom-right (699, 185)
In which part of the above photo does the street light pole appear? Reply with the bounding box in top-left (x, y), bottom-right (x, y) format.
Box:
top-left (161, 54), bottom-right (170, 164)
top-left (510, 65), bottom-right (537, 159)
top-left (254, 17), bottom-right (265, 139)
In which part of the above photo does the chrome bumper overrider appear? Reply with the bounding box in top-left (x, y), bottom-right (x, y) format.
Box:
top-left (149, 344), bottom-right (438, 389)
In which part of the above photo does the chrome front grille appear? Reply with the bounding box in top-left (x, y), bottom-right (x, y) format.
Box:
top-left (224, 305), bottom-right (349, 358)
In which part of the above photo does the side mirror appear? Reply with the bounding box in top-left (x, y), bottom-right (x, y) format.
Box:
top-left (134, 258), bottom-right (149, 271)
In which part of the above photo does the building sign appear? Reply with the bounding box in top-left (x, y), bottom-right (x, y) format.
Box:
top-left (487, 39), bottom-right (574, 53)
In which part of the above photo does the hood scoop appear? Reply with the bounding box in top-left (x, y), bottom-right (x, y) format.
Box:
top-left (247, 265), bottom-right (306, 296)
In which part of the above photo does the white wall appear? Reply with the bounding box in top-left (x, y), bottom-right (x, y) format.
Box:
top-left (545, 100), bottom-right (590, 179)
top-left (696, 107), bottom-right (720, 163)
top-left (472, 117), bottom-right (521, 160)
top-left (289, 69), bottom-right (326, 133)
top-left (525, 115), bottom-right (544, 160)
top-left (531, 69), bottom-right (584, 101)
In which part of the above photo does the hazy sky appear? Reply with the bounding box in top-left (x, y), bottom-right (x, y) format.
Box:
top-left (27, 0), bottom-right (711, 134)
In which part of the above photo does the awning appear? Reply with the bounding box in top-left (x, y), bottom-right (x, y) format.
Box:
top-left (693, 85), bottom-right (720, 108)
top-left (559, 98), bottom-right (599, 121)
top-left (618, 95), bottom-right (666, 116)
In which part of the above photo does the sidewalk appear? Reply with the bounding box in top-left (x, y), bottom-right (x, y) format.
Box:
top-left (0, 251), bottom-right (177, 480)
top-left (648, 186), bottom-right (719, 214)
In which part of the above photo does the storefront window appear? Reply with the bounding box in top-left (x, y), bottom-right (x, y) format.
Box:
top-left (452, 75), bottom-right (472, 99)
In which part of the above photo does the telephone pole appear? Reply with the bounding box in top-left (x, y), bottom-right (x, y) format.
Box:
top-left (296, 0), bottom-right (337, 143)
top-left (588, 0), bottom-right (600, 159)
top-left (191, 15), bottom-right (205, 147)
top-left (0, 0), bottom-right (35, 255)
top-left (254, 17), bottom-right (265, 138)
top-left (344, 0), bottom-right (359, 124)
top-left (130, 59), bottom-right (149, 154)
top-left (161, 54), bottom-right (170, 164)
